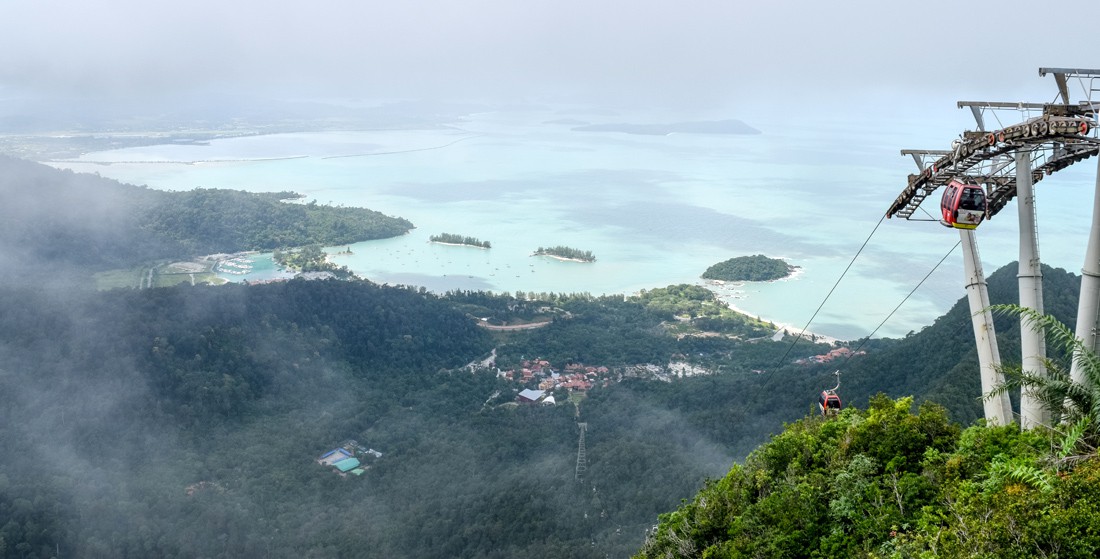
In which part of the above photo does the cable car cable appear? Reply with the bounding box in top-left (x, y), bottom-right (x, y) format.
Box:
top-left (762, 221), bottom-right (959, 406)
top-left (833, 239), bottom-right (961, 374)
top-left (770, 237), bottom-right (959, 413)
top-left (769, 214), bottom-right (886, 372)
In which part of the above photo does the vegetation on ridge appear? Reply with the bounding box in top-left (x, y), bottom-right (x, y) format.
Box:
top-left (637, 395), bottom-right (1100, 559)
top-left (638, 306), bottom-right (1100, 558)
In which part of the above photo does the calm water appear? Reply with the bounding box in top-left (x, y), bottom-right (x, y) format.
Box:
top-left (51, 108), bottom-right (1100, 339)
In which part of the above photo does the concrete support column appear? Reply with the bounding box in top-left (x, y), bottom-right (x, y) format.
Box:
top-left (961, 228), bottom-right (1013, 425)
top-left (1072, 156), bottom-right (1100, 386)
top-left (1015, 150), bottom-right (1048, 429)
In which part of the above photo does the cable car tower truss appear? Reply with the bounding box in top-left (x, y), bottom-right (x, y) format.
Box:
top-left (887, 68), bottom-right (1100, 428)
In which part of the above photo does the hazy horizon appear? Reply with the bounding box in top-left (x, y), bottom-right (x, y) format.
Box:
top-left (2, 0), bottom-right (1093, 120)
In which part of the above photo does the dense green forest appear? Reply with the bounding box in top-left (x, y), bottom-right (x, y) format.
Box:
top-left (702, 254), bottom-right (796, 282)
top-left (637, 396), bottom-right (1100, 558)
top-left (0, 279), bottom-right (821, 558)
top-left (0, 155), bottom-right (412, 281)
top-left (836, 262), bottom-right (1081, 425)
top-left (429, 232), bottom-right (491, 248)
top-left (533, 246), bottom-right (596, 262)
top-left (2, 256), bottom-right (1079, 559)
top-left (0, 263), bottom-right (1089, 558)
top-left (1, 158), bottom-right (1095, 557)
top-left (636, 264), bottom-right (1096, 558)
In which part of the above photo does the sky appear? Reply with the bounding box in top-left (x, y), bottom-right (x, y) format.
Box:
top-left (2, 0), bottom-right (1096, 114)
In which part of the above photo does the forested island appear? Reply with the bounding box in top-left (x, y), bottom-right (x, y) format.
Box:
top-left (533, 245), bottom-right (596, 262)
top-left (429, 232), bottom-right (491, 248)
top-left (702, 254), bottom-right (796, 282)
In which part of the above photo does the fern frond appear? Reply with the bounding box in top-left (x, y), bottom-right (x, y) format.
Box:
top-left (1058, 417), bottom-right (1091, 461)
top-left (1007, 463), bottom-right (1055, 492)
top-left (989, 456), bottom-right (1055, 492)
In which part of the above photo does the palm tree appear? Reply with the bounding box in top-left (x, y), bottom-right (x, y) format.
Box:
top-left (989, 304), bottom-right (1100, 467)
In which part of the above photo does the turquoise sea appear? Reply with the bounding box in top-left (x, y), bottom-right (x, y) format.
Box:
top-left (50, 107), bottom-right (1100, 340)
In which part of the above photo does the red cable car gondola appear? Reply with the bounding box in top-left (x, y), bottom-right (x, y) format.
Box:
top-left (940, 179), bottom-right (987, 230)
top-left (818, 390), bottom-right (842, 416)
top-left (818, 370), bottom-right (842, 416)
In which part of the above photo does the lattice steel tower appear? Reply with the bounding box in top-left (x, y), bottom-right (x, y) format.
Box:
top-left (575, 422), bottom-right (587, 482)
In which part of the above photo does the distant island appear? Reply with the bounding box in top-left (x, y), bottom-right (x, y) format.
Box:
top-left (430, 233), bottom-right (491, 249)
top-left (572, 119), bottom-right (761, 136)
top-left (543, 118), bottom-right (589, 126)
top-left (533, 246), bottom-right (595, 262)
top-left (702, 255), bottom-right (796, 282)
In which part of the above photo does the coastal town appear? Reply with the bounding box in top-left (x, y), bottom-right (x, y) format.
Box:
top-left (479, 340), bottom-right (862, 406)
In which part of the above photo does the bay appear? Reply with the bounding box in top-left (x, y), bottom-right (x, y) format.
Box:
top-left (50, 107), bottom-right (1099, 340)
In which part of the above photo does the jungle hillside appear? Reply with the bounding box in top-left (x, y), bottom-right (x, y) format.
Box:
top-left (0, 157), bottom-right (1095, 558)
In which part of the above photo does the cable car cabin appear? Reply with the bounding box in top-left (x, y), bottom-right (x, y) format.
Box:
top-left (940, 179), bottom-right (987, 230)
top-left (818, 390), bottom-right (842, 416)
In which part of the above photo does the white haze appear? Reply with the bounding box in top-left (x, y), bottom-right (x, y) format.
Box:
top-left (1, 0), bottom-right (1093, 115)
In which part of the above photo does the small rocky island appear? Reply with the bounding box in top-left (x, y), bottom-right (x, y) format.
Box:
top-left (533, 246), bottom-right (595, 262)
top-left (702, 255), bottom-right (796, 282)
top-left (430, 233), bottom-right (491, 249)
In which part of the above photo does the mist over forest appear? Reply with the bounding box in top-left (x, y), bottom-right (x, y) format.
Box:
top-left (1, 153), bottom-right (1093, 557)
top-left (3, 1), bottom-right (1098, 556)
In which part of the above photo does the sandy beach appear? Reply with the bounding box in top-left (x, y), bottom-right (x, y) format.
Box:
top-left (430, 241), bottom-right (490, 249)
top-left (702, 265), bottom-right (840, 344)
top-left (721, 297), bottom-right (840, 345)
top-left (532, 253), bottom-right (594, 263)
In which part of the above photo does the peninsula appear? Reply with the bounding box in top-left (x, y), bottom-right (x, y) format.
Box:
top-left (702, 254), bottom-right (796, 282)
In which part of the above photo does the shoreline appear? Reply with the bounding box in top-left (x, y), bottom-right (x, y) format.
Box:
top-left (701, 266), bottom-right (838, 344)
top-left (532, 253), bottom-right (594, 263)
top-left (430, 240), bottom-right (490, 250)
top-left (703, 262), bottom-right (804, 285)
top-left (721, 297), bottom-right (840, 345)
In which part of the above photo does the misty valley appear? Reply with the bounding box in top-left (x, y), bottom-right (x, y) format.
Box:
top-left (0, 157), bottom-right (827, 556)
top-left (3, 151), bottom-right (1098, 557)
top-left (4, 0), bottom-right (1100, 556)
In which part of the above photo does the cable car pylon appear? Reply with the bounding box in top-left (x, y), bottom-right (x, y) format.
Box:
top-left (889, 67), bottom-right (1100, 427)
top-left (959, 228), bottom-right (1013, 425)
top-left (1014, 148), bottom-right (1049, 428)
top-left (1071, 155), bottom-right (1100, 387)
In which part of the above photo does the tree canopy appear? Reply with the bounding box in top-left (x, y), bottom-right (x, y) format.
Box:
top-left (701, 254), bottom-right (795, 282)
top-left (0, 155), bottom-right (412, 281)
top-left (533, 246), bottom-right (595, 262)
top-left (637, 396), bottom-right (1100, 559)
top-left (429, 232), bottom-right (490, 248)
